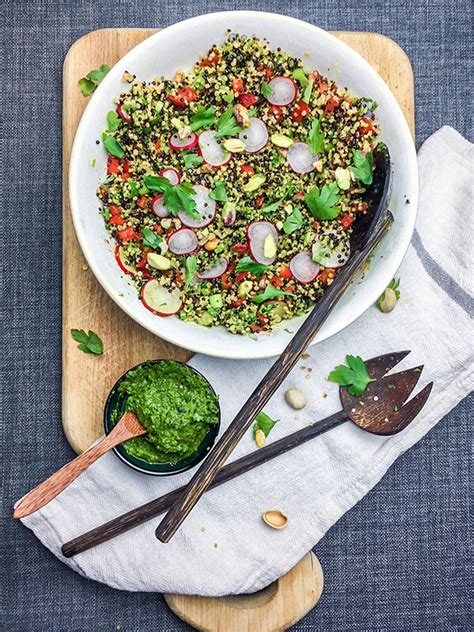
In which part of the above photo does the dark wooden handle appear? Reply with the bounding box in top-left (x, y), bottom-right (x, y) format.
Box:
top-left (155, 213), bottom-right (393, 543)
top-left (62, 410), bottom-right (347, 557)
top-left (13, 419), bottom-right (138, 519)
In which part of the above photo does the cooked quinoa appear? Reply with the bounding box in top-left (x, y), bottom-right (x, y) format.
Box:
top-left (97, 34), bottom-right (380, 335)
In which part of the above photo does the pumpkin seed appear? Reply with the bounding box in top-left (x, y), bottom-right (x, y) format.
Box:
top-left (263, 510), bottom-right (288, 529)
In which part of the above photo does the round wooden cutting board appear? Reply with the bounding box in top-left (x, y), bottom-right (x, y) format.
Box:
top-left (63, 27), bottom-right (414, 630)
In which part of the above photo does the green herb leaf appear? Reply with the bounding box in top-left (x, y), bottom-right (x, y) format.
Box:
top-left (102, 133), bottom-right (125, 158)
top-left (261, 187), bottom-right (294, 214)
top-left (283, 207), bottom-right (303, 235)
top-left (128, 179), bottom-right (140, 198)
top-left (209, 180), bottom-right (229, 202)
top-left (214, 106), bottom-right (243, 139)
top-left (352, 149), bottom-right (373, 185)
top-left (327, 354), bottom-right (376, 396)
top-left (182, 153), bottom-right (204, 169)
top-left (184, 255), bottom-right (198, 290)
top-left (163, 183), bottom-right (199, 219)
top-left (252, 285), bottom-right (295, 304)
top-left (143, 175), bottom-right (172, 192)
top-left (304, 182), bottom-right (341, 220)
top-left (106, 110), bottom-right (122, 132)
top-left (235, 256), bottom-right (269, 276)
top-left (78, 64), bottom-right (110, 96)
top-left (71, 329), bottom-right (104, 355)
top-left (261, 82), bottom-right (272, 99)
top-left (291, 68), bottom-right (309, 87)
top-left (303, 79), bottom-right (314, 104)
top-left (253, 411), bottom-right (279, 438)
top-left (190, 105), bottom-right (216, 131)
top-left (308, 117), bottom-right (325, 155)
top-left (142, 227), bottom-right (162, 249)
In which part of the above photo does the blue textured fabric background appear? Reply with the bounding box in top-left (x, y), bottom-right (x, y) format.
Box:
top-left (2, 1), bottom-right (472, 630)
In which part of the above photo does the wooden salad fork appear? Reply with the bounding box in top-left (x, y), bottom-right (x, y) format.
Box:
top-left (13, 412), bottom-right (146, 519)
top-left (155, 145), bottom-right (394, 543)
top-left (61, 350), bottom-right (432, 558)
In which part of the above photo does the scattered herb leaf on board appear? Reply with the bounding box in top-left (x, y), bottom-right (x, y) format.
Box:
top-left (71, 329), bottom-right (104, 355)
top-left (253, 411), bottom-right (279, 440)
top-left (78, 64), bottom-right (111, 96)
top-left (327, 355), bottom-right (375, 396)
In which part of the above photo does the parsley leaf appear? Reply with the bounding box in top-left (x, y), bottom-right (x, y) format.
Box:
top-left (283, 207), bottom-right (303, 235)
top-left (304, 182), bottom-right (341, 220)
top-left (142, 227), bottom-right (162, 249)
top-left (291, 68), bottom-right (309, 87)
top-left (182, 153), bottom-right (203, 169)
top-left (106, 110), bottom-right (122, 132)
top-left (71, 329), bottom-right (104, 355)
top-left (308, 117), bottom-right (325, 155)
top-left (253, 411), bottom-right (279, 439)
top-left (261, 82), bottom-right (272, 99)
top-left (209, 180), bottom-right (229, 202)
top-left (214, 106), bottom-right (243, 139)
top-left (252, 285), bottom-right (295, 304)
top-left (352, 149), bottom-right (373, 185)
top-left (143, 175), bottom-right (173, 192)
top-left (235, 256), bottom-right (269, 275)
top-left (184, 255), bottom-right (198, 290)
top-left (303, 79), bottom-right (314, 104)
top-left (102, 133), bottom-right (125, 158)
top-left (163, 182), bottom-right (199, 219)
top-left (190, 105), bottom-right (216, 132)
top-left (78, 64), bottom-right (110, 96)
top-left (261, 187), bottom-right (294, 214)
top-left (327, 355), bottom-right (376, 396)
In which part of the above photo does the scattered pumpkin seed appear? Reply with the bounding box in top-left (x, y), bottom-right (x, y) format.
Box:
top-left (262, 510), bottom-right (288, 529)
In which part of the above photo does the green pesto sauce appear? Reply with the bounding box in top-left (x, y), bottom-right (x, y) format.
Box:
top-left (112, 361), bottom-right (219, 464)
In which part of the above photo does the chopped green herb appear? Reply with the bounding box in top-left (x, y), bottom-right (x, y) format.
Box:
top-left (78, 64), bottom-right (110, 96)
top-left (142, 227), bottom-right (162, 250)
top-left (283, 207), bottom-right (303, 235)
top-left (261, 187), bottom-right (293, 214)
top-left (308, 117), bottom-right (325, 155)
top-left (235, 256), bottom-right (269, 276)
top-left (182, 153), bottom-right (204, 169)
top-left (106, 110), bottom-right (122, 132)
top-left (304, 182), bottom-right (341, 220)
top-left (214, 106), bottom-right (243, 139)
top-left (327, 355), bottom-right (376, 396)
top-left (352, 149), bottom-right (373, 185)
top-left (143, 175), bottom-right (173, 192)
top-left (393, 405), bottom-right (399, 412)
top-left (209, 180), bottom-right (229, 202)
top-left (71, 329), bottom-right (104, 355)
top-left (252, 285), bottom-right (295, 304)
top-left (102, 206), bottom-right (110, 221)
top-left (102, 133), bottom-right (125, 158)
top-left (253, 411), bottom-right (279, 439)
top-left (190, 105), bottom-right (216, 132)
top-left (163, 182), bottom-right (198, 219)
top-left (303, 79), bottom-right (314, 104)
top-left (291, 68), bottom-right (309, 87)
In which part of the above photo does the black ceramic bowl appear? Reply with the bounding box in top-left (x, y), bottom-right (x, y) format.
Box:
top-left (104, 359), bottom-right (221, 475)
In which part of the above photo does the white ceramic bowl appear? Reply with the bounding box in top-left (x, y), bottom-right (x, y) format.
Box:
top-left (69, 11), bottom-right (418, 359)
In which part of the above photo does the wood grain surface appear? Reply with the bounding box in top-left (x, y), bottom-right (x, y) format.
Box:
top-left (63, 28), bottom-right (414, 456)
top-left (165, 552), bottom-right (324, 632)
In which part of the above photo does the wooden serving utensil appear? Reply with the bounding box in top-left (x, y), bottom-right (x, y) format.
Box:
top-left (13, 412), bottom-right (146, 519)
top-left (61, 350), bottom-right (432, 558)
top-left (155, 146), bottom-right (394, 543)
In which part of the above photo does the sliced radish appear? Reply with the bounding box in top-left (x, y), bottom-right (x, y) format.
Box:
top-left (197, 258), bottom-right (228, 280)
top-left (159, 167), bottom-right (180, 185)
top-left (247, 221), bottom-right (279, 265)
top-left (312, 233), bottom-right (351, 268)
top-left (141, 280), bottom-right (182, 316)
top-left (115, 245), bottom-right (136, 275)
top-left (238, 118), bottom-right (268, 153)
top-left (169, 131), bottom-right (198, 151)
top-left (266, 76), bottom-right (297, 106)
top-left (116, 104), bottom-right (132, 123)
top-left (178, 185), bottom-right (216, 228)
top-left (286, 142), bottom-right (318, 174)
top-left (167, 228), bottom-right (198, 255)
top-left (198, 130), bottom-right (231, 167)
top-left (289, 252), bottom-right (320, 283)
top-left (151, 194), bottom-right (170, 218)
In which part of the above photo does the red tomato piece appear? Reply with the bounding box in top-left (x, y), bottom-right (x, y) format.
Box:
top-left (269, 104), bottom-right (283, 121)
top-left (291, 100), bottom-right (310, 123)
top-left (233, 242), bottom-right (248, 254)
top-left (235, 271), bottom-right (248, 283)
top-left (137, 196), bottom-right (149, 209)
top-left (107, 155), bottom-right (120, 175)
top-left (340, 213), bottom-right (354, 230)
top-left (221, 274), bottom-right (233, 290)
top-left (279, 265), bottom-right (293, 280)
top-left (324, 97), bottom-right (340, 115)
top-left (109, 216), bottom-right (125, 226)
top-left (269, 276), bottom-right (283, 288)
top-left (232, 79), bottom-right (244, 94)
top-left (109, 204), bottom-right (121, 216)
top-left (238, 93), bottom-right (258, 108)
top-left (240, 165), bottom-right (255, 176)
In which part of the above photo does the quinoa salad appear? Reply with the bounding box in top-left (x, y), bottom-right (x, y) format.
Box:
top-left (97, 34), bottom-right (380, 336)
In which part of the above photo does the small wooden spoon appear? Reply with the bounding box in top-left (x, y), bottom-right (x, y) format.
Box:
top-left (13, 412), bottom-right (146, 519)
